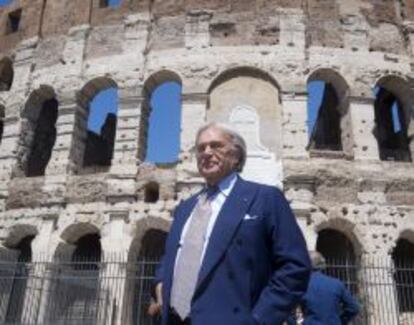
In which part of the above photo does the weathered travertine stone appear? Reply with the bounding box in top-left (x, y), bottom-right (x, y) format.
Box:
top-left (0, 1), bottom-right (413, 324)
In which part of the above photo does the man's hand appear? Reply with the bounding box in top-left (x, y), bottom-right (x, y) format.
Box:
top-left (148, 283), bottom-right (163, 317)
top-left (148, 300), bottom-right (162, 317)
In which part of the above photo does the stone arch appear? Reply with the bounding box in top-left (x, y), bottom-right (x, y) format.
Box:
top-left (16, 85), bottom-right (58, 177)
top-left (315, 223), bottom-right (361, 296)
top-left (143, 70), bottom-right (182, 97)
top-left (140, 70), bottom-right (182, 163)
top-left (373, 74), bottom-right (413, 162)
top-left (207, 66), bottom-right (281, 95)
top-left (391, 234), bottom-right (414, 313)
top-left (75, 77), bottom-right (118, 173)
top-left (128, 217), bottom-right (170, 262)
top-left (207, 66), bottom-right (283, 186)
top-left (22, 85), bottom-right (56, 123)
top-left (315, 218), bottom-right (363, 258)
top-left (0, 229), bottom-right (36, 324)
top-left (3, 224), bottom-right (38, 249)
top-left (47, 225), bottom-right (102, 323)
top-left (306, 68), bottom-right (352, 154)
top-left (398, 229), bottom-right (414, 243)
top-left (59, 222), bottom-right (101, 246)
top-left (55, 222), bottom-right (101, 257)
top-left (0, 57), bottom-right (13, 91)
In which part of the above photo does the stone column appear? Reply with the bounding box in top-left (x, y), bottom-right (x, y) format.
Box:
top-left (361, 254), bottom-right (399, 325)
top-left (185, 10), bottom-right (212, 49)
top-left (0, 115), bottom-right (20, 211)
top-left (60, 25), bottom-right (89, 79)
top-left (402, 21), bottom-right (414, 57)
top-left (100, 213), bottom-right (133, 325)
top-left (107, 86), bottom-right (142, 204)
top-left (41, 91), bottom-right (79, 208)
top-left (111, 86), bottom-right (141, 170)
top-left (349, 96), bottom-right (378, 160)
top-left (45, 90), bottom-right (79, 176)
top-left (21, 217), bottom-right (57, 324)
top-left (279, 8), bottom-right (306, 49)
top-left (177, 92), bottom-right (208, 180)
top-left (281, 92), bottom-right (309, 159)
top-left (0, 38), bottom-right (38, 209)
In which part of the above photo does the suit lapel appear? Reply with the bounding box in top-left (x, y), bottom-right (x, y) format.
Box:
top-left (195, 178), bottom-right (256, 293)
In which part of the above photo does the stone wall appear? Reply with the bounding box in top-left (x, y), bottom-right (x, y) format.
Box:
top-left (0, 1), bottom-right (413, 323)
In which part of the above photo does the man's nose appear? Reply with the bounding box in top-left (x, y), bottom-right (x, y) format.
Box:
top-left (201, 145), bottom-right (213, 155)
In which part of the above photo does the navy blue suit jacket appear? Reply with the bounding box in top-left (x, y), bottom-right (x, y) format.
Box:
top-left (299, 271), bottom-right (360, 325)
top-left (156, 177), bottom-right (311, 325)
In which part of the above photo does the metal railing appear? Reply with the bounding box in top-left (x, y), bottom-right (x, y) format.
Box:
top-left (0, 255), bottom-right (413, 325)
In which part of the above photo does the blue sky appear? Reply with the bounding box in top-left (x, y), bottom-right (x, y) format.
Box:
top-left (145, 82), bottom-right (181, 163)
top-left (0, 0), bottom-right (13, 6)
top-left (88, 88), bottom-right (118, 133)
top-left (88, 82), bottom-right (181, 163)
top-left (307, 81), bottom-right (324, 135)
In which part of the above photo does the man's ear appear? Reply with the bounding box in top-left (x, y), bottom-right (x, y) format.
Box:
top-left (230, 147), bottom-right (241, 170)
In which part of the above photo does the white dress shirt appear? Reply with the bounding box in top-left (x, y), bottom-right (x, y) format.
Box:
top-left (174, 172), bottom-right (238, 269)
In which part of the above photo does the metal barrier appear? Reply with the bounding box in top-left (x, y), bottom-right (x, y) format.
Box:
top-left (0, 255), bottom-right (413, 325)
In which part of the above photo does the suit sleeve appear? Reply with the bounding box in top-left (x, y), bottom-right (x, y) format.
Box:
top-left (340, 284), bottom-right (360, 324)
top-left (154, 255), bottom-right (165, 286)
top-left (252, 188), bottom-right (311, 325)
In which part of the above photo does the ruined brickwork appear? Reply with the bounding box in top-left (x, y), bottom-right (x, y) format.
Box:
top-left (0, 0), bottom-right (414, 324)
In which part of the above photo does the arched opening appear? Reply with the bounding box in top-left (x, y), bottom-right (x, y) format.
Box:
top-left (76, 78), bottom-right (118, 173)
top-left (316, 229), bottom-right (358, 293)
top-left (20, 87), bottom-right (58, 177)
top-left (133, 229), bottom-right (167, 325)
top-left (2, 235), bottom-right (34, 324)
top-left (6, 8), bottom-right (21, 34)
top-left (141, 71), bottom-right (182, 164)
top-left (144, 182), bottom-right (160, 203)
top-left (392, 238), bottom-right (414, 313)
top-left (0, 57), bottom-right (13, 91)
top-left (374, 76), bottom-right (412, 162)
top-left (307, 69), bottom-right (351, 153)
top-left (47, 233), bottom-right (102, 323)
top-left (26, 98), bottom-right (58, 176)
top-left (208, 67), bottom-right (282, 186)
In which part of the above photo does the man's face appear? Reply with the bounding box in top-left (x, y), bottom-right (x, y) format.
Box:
top-left (196, 127), bottom-right (238, 186)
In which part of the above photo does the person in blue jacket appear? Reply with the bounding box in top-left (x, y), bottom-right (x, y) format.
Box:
top-left (150, 122), bottom-right (311, 325)
top-left (289, 251), bottom-right (360, 325)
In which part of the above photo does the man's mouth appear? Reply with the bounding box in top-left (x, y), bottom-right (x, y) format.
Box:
top-left (202, 161), bottom-right (217, 169)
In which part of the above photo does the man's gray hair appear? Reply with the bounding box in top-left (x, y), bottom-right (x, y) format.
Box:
top-left (195, 122), bottom-right (247, 172)
top-left (309, 251), bottom-right (327, 270)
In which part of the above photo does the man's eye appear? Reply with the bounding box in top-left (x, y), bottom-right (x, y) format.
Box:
top-left (210, 143), bottom-right (221, 149)
top-left (196, 145), bottom-right (205, 153)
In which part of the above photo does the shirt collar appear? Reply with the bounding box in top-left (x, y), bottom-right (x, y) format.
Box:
top-left (215, 172), bottom-right (238, 197)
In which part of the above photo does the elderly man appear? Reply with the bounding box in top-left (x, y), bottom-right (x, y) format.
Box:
top-left (152, 122), bottom-right (311, 325)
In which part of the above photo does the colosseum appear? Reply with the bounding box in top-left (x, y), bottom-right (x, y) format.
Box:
top-left (0, 0), bottom-right (413, 324)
